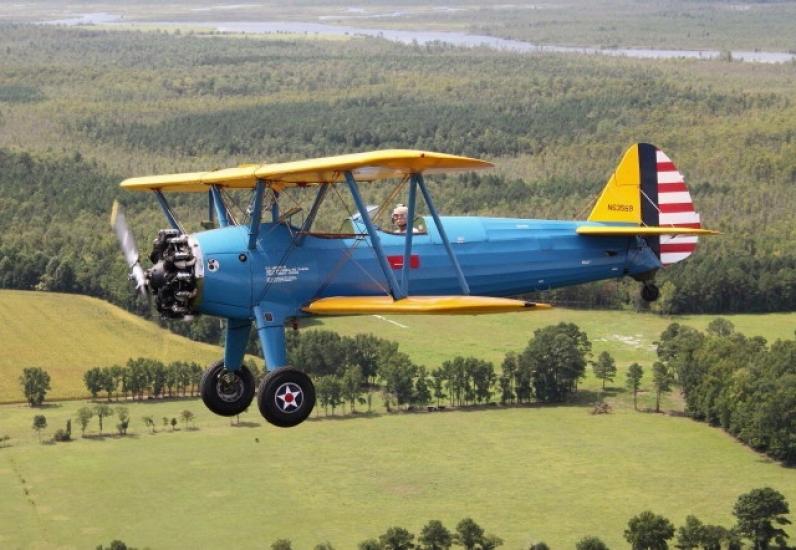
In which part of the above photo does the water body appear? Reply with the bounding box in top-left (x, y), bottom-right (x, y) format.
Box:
top-left (44, 14), bottom-right (796, 64)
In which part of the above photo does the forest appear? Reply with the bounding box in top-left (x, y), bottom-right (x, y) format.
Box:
top-left (0, 25), bottom-right (795, 328)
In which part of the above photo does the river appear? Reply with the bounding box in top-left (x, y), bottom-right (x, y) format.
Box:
top-left (44, 13), bottom-right (796, 64)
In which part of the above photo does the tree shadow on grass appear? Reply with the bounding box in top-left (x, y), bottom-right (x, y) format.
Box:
top-left (230, 421), bottom-right (261, 428)
top-left (306, 410), bottom-right (382, 422)
top-left (81, 433), bottom-right (140, 441)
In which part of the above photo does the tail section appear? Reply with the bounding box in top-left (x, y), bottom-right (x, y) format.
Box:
top-left (587, 143), bottom-right (711, 266)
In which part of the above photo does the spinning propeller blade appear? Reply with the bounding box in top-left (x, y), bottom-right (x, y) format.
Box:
top-left (110, 201), bottom-right (148, 297)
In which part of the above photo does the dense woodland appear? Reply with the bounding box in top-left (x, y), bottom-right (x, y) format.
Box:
top-left (0, 25), bottom-right (795, 332)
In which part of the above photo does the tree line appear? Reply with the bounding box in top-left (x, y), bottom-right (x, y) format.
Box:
top-left (655, 318), bottom-right (796, 465)
top-left (82, 358), bottom-right (205, 401)
top-left (262, 488), bottom-right (790, 549)
top-left (287, 323), bottom-right (593, 417)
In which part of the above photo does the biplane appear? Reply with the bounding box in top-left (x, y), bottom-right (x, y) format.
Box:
top-left (113, 143), bottom-right (717, 427)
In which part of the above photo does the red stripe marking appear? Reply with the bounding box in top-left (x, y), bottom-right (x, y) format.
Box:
top-left (660, 243), bottom-right (697, 253)
top-left (387, 255), bottom-right (420, 269)
top-left (658, 182), bottom-right (688, 193)
top-left (657, 162), bottom-right (677, 171)
top-left (659, 202), bottom-right (695, 213)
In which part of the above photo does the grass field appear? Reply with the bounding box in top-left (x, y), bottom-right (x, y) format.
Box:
top-left (0, 396), bottom-right (794, 549)
top-left (3, 290), bottom-right (795, 404)
top-left (0, 290), bottom-right (223, 403)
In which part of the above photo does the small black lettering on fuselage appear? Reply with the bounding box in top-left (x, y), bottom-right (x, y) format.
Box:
top-left (608, 204), bottom-right (634, 212)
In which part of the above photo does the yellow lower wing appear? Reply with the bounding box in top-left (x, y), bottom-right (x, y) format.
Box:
top-left (577, 226), bottom-right (719, 236)
top-left (303, 296), bottom-right (551, 316)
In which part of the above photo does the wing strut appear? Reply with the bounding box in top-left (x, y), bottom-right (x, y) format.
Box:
top-left (344, 171), bottom-right (406, 300)
top-left (247, 179), bottom-right (265, 250)
top-left (210, 185), bottom-right (230, 227)
top-left (415, 174), bottom-right (470, 295)
top-left (400, 175), bottom-right (418, 294)
top-left (153, 190), bottom-right (183, 232)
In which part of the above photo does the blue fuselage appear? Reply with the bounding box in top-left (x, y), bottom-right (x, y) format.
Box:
top-left (191, 216), bottom-right (660, 321)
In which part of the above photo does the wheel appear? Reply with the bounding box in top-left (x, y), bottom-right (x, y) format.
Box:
top-left (257, 367), bottom-right (316, 428)
top-left (641, 283), bottom-right (660, 302)
top-left (200, 360), bottom-right (255, 417)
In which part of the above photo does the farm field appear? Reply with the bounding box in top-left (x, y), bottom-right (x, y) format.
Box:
top-left (2, 289), bottom-right (795, 403)
top-left (0, 290), bottom-right (223, 402)
top-left (0, 397), bottom-right (794, 549)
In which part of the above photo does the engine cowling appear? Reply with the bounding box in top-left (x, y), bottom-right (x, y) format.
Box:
top-left (147, 229), bottom-right (200, 319)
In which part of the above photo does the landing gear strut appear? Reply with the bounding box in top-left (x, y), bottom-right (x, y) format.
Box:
top-left (641, 282), bottom-right (660, 302)
top-left (257, 367), bottom-right (316, 428)
top-left (200, 360), bottom-right (255, 416)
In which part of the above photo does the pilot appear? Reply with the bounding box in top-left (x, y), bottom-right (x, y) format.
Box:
top-left (392, 204), bottom-right (409, 232)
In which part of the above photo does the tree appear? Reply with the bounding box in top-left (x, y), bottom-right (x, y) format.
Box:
top-left (271, 540), bottom-right (292, 550)
top-left (733, 487), bottom-right (791, 549)
top-left (675, 516), bottom-right (705, 549)
top-left (481, 534), bottom-right (503, 549)
top-left (358, 540), bottom-right (381, 550)
top-left (593, 351), bottom-right (617, 390)
top-left (314, 544), bottom-right (335, 550)
top-left (624, 511), bottom-right (675, 550)
top-left (170, 417), bottom-right (178, 431)
top-left (83, 367), bottom-right (105, 399)
top-left (414, 367), bottom-right (432, 407)
top-left (651, 362), bottom-right (674, 413)
top-left (519, 323), bottom-right (591, 402)
top-left (453, 518), bottom-right (484, 550)
top-left (32, 414), bottom-right (47, 442)
top-left (181, 409), bottom-right (195, 428)
top-left (341, 365), bottom-right (365, 413)
top-left (379, 527), bottom-right (415, 550)
top-left (707, 318), bottom-right (735, 337)
top-left (100, 367), bottom-right (116, 400)
top-left (77, 407), bottom-right (93, 435)
top-left (575, 536), bottom-right (608, 550)
top-left (142, 415), bottom-right (156, 434)
top-left (626, 363), bottom-right (644, 410)
top-left (418, 520), bottom-right (452, 550)
top-left (528, 543), bottom-right (549, 550)
top-left (115, 406), bottom-right (129, 435)
top-left (94, 404), bottom-right (113, 434)
top-left (381, 353), bottom-right (418, 407)
top-left (19, 367), bottom-right (51, 406)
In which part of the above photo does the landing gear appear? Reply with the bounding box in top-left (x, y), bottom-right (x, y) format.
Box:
top-left (257, 367), bottom-right (316, 428)
top-left (200, 360), bottom-right (255, 416)
top-left (641, 282), bottom-right (660, 302)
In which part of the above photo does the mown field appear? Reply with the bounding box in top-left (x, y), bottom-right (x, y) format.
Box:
top-left (0, 396), bottom-right (794, 549)
top-left (0, 290), bottom-right (223, 402)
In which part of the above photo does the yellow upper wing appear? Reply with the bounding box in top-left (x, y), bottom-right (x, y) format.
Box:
top-left (120, 149), bottom-right (493, 193)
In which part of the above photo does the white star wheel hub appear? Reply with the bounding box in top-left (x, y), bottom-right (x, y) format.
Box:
top-left (275, 382), bottom-right (303, 413)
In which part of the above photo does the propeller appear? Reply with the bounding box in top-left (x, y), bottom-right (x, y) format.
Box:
top-left (110, 200), bottom-right (148, 298)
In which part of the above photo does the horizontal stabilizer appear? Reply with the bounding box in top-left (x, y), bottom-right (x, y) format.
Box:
top-left (577, 226), bottom-right (719, 237)
top-left (303, 296), bottom-right (551, 316)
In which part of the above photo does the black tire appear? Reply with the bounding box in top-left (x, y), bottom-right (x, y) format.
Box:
top-left (200, 360), bottom-right (255, 417)
top-left (257, 367), bottom-right (315, 428)
top-left (641, 283), bottom-right (660, 302)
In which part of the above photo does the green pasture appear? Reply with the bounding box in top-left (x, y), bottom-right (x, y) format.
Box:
top-left (314, 308), bottom-right (796, 371)
top-left (0, 397), bottom-right (793, 549)
top-left (2, 289), bottom-right (794, 404)
top-left (0, 290), bottom-right (223, 403)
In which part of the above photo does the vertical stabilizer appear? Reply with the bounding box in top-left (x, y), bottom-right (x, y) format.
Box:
top-left (588, 143), bottom-right (702, 266)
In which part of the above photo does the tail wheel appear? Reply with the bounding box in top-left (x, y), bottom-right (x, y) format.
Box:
top-left (257, 367), bottom-right (315, 428)
top-left (641, 283), bottom-right (660, 303)
top-left (200, 360), bottom-right (255, 416)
